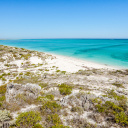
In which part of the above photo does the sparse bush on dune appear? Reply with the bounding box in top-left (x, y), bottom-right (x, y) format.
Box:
top-left (16, 111), bottom-right (41, 128)
top-left (68, 116), bottom-right (96, 128)
top-left (112, 82), bottom-right (124, 88)
top-left (46, 114), bottom-right (61, 126)
top-left (0, 84), bottom-right (6, 95)
top-left (58, 83), bottom-right (72, 95)
top-left (93, 94), bottom-right (128, 127)
top-left (41, 100), bottom-right (61, 114)
top-left (51, 124), bottom-right (70, 128)
top-left (32, 123), bottom-right (44, 128)
top-left (46, 113), bottom-right (70, 128)
top-left (45, 94), bottom-right (54, 100)
top-left (39, 83), bottom-right (48, 88)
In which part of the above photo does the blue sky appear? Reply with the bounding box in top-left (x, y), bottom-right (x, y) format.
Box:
top-left (0, 0), bottom-right (128, 39)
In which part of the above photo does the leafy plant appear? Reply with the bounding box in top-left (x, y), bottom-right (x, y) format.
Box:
top-left (46, 114), bottom-right (61, 126)
top-left (58, 83), bottom-right (72, 95)
top-left (45, 94), bottom-right (54, 100)
top-left (16, 111), bottom-right (41, 128)
top-left (112, 82), bottom-right (124, 88)
top-left (51, 125), bottom-right (70, 128)
top-left (95, 100), bottom-right (128, 126)
top-left (41, 101), bottom-right (61, 114)
top-left (32, 123), bottom-right (44, 128)
top-left (0, 84), bottom-right (7, 94)
top-left (115, 111), bottom-right (128, 126)
top-left (0, 96), bottom-right (5, 101)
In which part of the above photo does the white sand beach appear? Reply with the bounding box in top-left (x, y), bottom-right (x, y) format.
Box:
top-left (45, 52), bottom-right (120, 73)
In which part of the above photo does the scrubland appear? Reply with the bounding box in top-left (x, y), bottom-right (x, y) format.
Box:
top-left (0, 45), bottom-right (128, 128)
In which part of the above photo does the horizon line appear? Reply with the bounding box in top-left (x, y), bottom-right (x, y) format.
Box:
top-left (0, 38), bottom-right (128, 40)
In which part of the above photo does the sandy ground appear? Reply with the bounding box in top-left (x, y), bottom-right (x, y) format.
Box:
top-left (45, 53), bottom-right (120, 73)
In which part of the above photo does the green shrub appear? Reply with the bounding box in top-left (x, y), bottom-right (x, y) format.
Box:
top-left (2, 77), bottom-right (6, 81)
top-left (45, 69), bottom-right (49, 71)
top-left (61, 71), bottom-right (66, 74)
top-left (7, 73), bottom-right (11, 75)
top-left (47, 114), bottom-right (61, 126)
top-left (51, 125), bottom-right (70, 128)
top-left (45, 94), bottom-right (54, 100)
top-left (0, 96), bottom-right (5, 101)
top-left (19, 72), bottom-right (23, 75)
top-left (39, 83), bottom-right (48, 88)
top-left (0, 103), bottom-right (2, 107)
top-left (112, 82), bottom-right (124, 88)
top-left (58, 83), bottom-right (72, 95)
top-left (32, 123), bottom-right (44, 128)
top-left (96, 101), bottom-right (123, 114)
top-left (71, 106), bottom-right (83, 114)
top-left (0, 84), bottom-right (6, 94)
top-left (16, 111), bottom-right (41, 128)
top-left (107, 90), bottom-right (127, 110)
top-left (56, 70), bottom-right (60, 72)
top-left (95, 100), bottom-right (128, 126)
top-left (92, 98), bottom-right (102, 104)
top-left (107, 90), bottom-right (127, 101)
top-left (115, 111), bottom-right (128, 126)
top-left (42, 101), bottom-right (61, 114)
top-left (25, 72), bottom-right (31, 76)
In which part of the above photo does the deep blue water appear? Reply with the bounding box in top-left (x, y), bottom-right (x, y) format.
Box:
top-left (0, 39), bottom-right (128, 68)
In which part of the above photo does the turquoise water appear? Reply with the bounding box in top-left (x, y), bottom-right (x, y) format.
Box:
top-left (0, 39), bottom-right (128, 68)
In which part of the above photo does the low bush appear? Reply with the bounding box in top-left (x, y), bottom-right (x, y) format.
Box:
top-left (71, 106), bottom-right (83, 114)
top-left (32, 123), bottom-right (44, 128)
top-left (94, 100), bottom-right (128, 126)
top-left (41, 101), bottom-right (61, 114)
top-left (96, 101), bottom-right (123, 113)
top-left (107, 90), bottom-right (127, 110)
top-left (0, 84), bottom-right (7, 94)
top-left (112, 82), bottom-right (124, 88)
top-left (61, 71), bottom-right (66, 74)
top-left (56, 70), bottom-right (60, 72)
top-left (45, 94), bottom-right (54, 100)
top-left (16, 111), bottom-right (41, 128)
top-left (115, 111), bottom-right (128, 126)
top-left (0, 96), bottom-right (5, 101)
top-left (39, 83), bottom-right (48, 88)
top-left (46, 114), bottom-right (61, 126)
top-left (51, 125), bottom-right (70, 128)
top-left (58, 83), bottom-right (72, 95)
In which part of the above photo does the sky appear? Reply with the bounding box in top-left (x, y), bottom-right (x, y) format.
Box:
top-left (0, 0), bottom-right (128, 39)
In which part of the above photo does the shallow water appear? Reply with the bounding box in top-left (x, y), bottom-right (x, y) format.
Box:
top-left (0, 39), bottom-right (128, 68)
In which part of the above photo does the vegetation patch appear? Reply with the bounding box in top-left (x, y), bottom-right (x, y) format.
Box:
top-left (16, 111), bottom-right (41, 128)
top-left (39, 83), bottom-right (48, 88)
top-left (93, 97), bottom-right (128, 126)
top-left (41, 100), bottom-right (61, 114)
top-left (71, 106), bottom-right (83, 114)
top-left (32, 123), bottom-right (44, 128)
top-left (46, 113), bottom-right (62, 126)
top-left (0, 84), bottom-right (7, 94)
top-left (58, 83), bottom-right (72, 95)
top-left (112, 82), bottom-right (124, 88)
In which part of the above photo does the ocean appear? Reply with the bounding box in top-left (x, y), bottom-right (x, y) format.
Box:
top-left (0, 39), bottom-right (128, 68)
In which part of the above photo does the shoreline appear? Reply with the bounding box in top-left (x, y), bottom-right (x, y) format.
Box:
top-left (44, 51), bottom-right (123, 71)
top-left (0, 44), bottom-right (126, 70)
